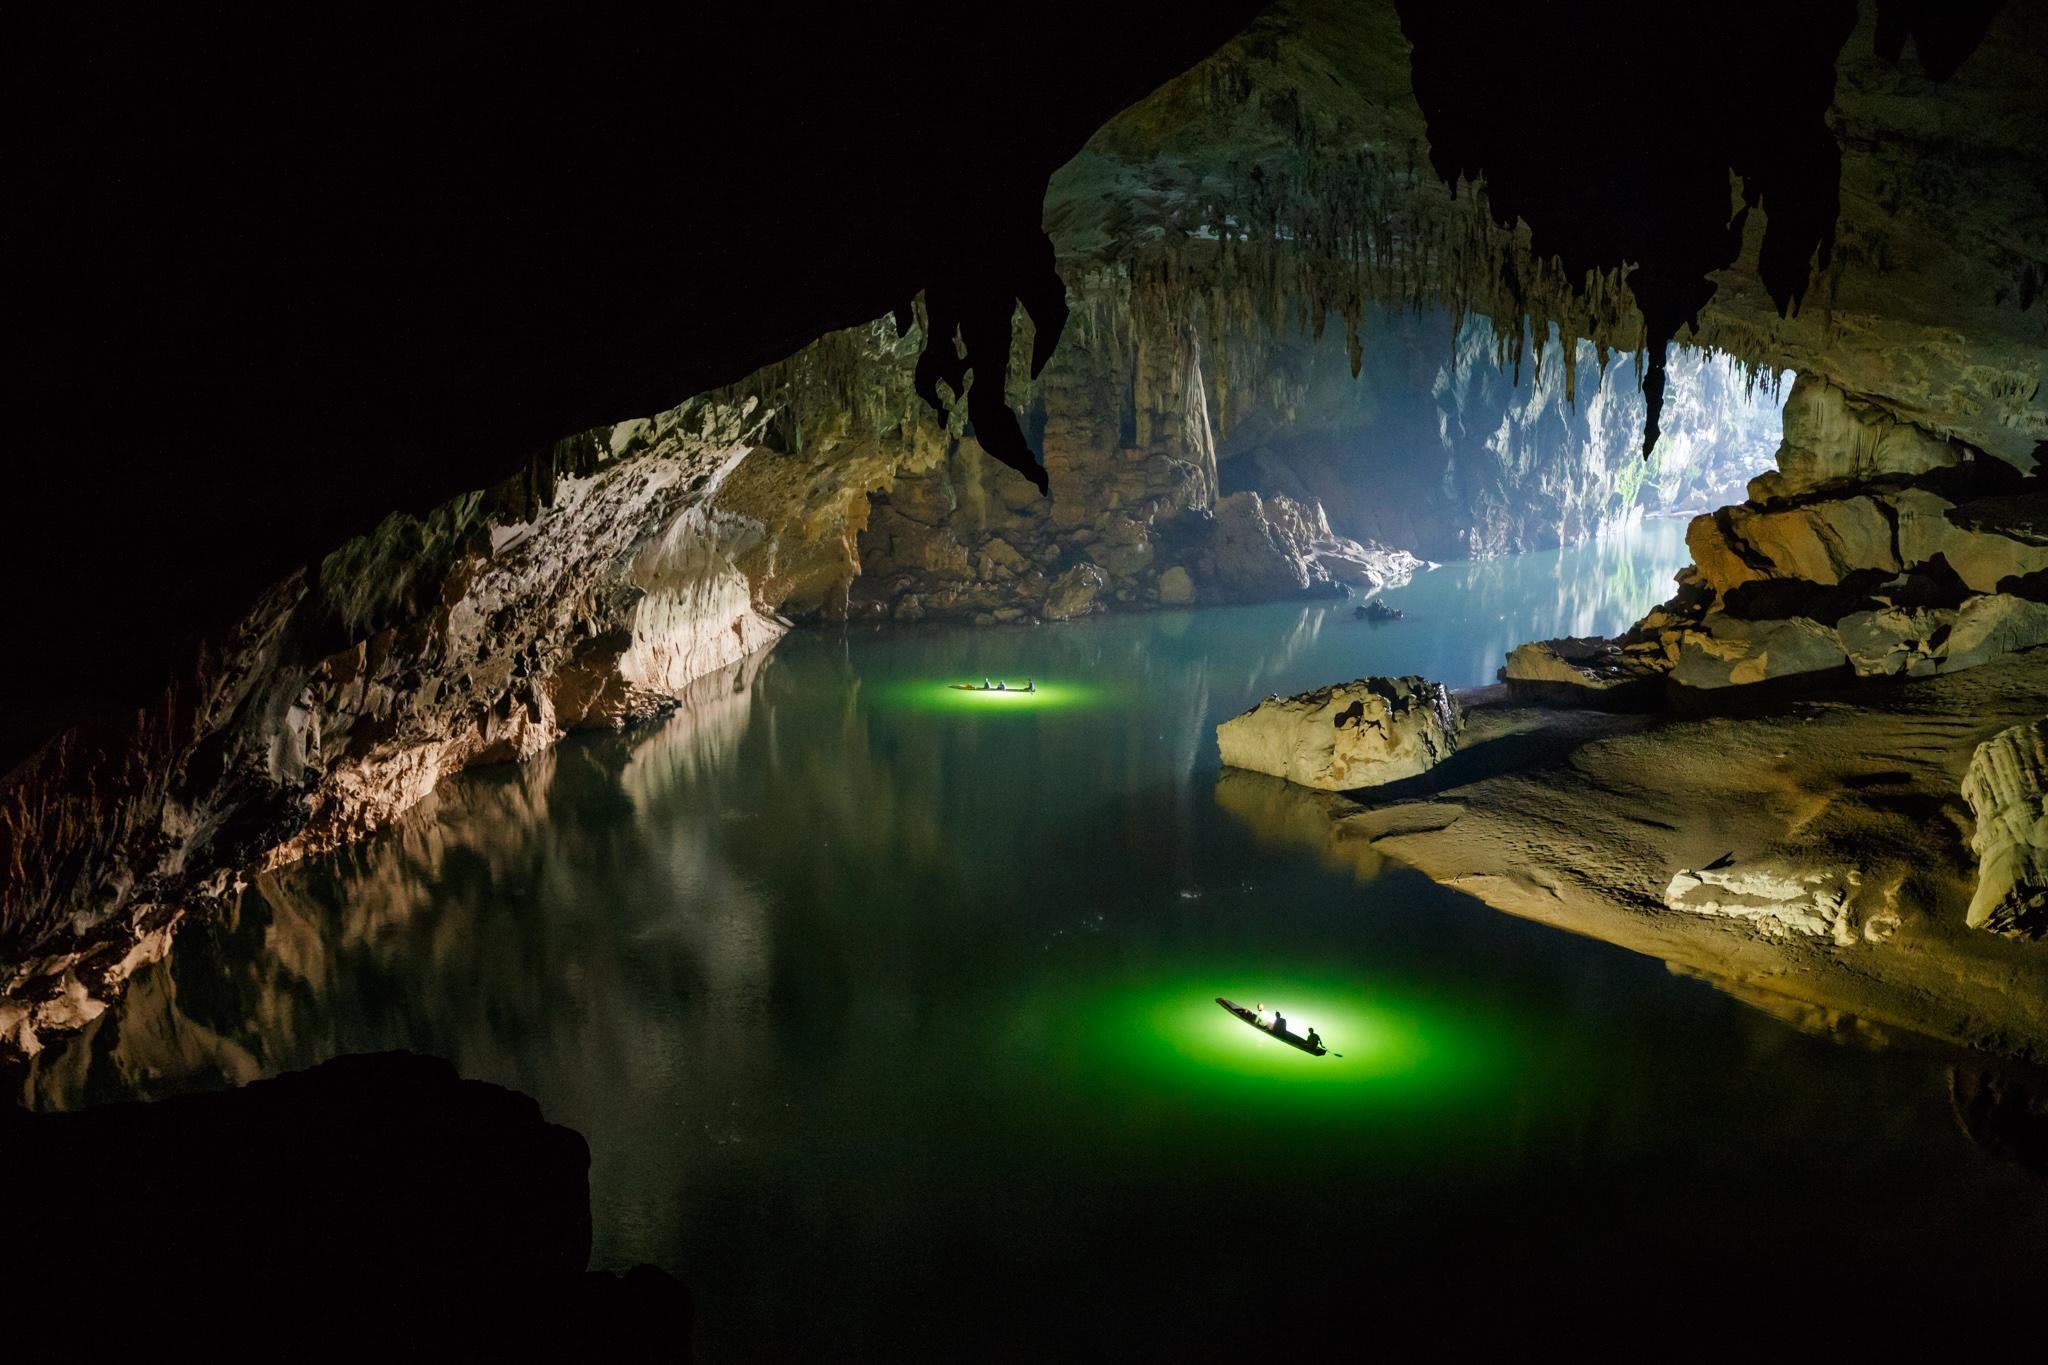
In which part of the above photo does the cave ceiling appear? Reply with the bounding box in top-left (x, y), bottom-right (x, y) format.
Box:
top-left (5, 0), bottom-right (2045, 765)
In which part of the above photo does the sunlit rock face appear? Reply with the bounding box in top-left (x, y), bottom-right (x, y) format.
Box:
top-left (1219, 309), bottom-right (1783, 561)
top-left (0, 402), bottom-right (794, 1058)
top-left (1963, 720), bottom-right (2048, 937)
top-left (1217, 676), bottom-right (1460, 791)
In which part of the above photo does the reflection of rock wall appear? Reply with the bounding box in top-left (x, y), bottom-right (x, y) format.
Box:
top-left (1, 403), bottom-right (789, 1060)
top-left (23, 650), bottom-right (772, 1112)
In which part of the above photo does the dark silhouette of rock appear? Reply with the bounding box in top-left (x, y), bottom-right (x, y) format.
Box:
top-left (0, 1051), bottom-right (686, 1331)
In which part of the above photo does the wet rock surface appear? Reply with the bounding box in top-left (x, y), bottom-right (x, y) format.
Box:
top-left (1217, 675), bottom-right (1461, 791)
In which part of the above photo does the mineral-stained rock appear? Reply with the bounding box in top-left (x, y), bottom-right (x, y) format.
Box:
top-left (1044, 562), bottom-right (1110, 621)
top-left (1216, 676), bottom-right (1461, 791)
top-left (1669, 615), bottom-right (1849, 689)
top-left (1961, 719), bottom-right (2048, 936)
top-left (1664, 859), bottom-right (1859, 944)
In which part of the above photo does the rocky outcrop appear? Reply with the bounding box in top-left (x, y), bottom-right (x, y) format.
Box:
top-left (1962, 720), bottom-right (2048, 937)
top-left (1, 1049), bottom-right (694, 1338)
top-left (1269, 651), bottom-right (2048, 1062)
top-left (1516, 378), bottom-right (2048, 698)
top-left (1500, 636), bottom-right (1664, 707)
top-left (1217, 676), bottom-right (1460, 791)
top-left (1044, 563), bottom-right (1111, 622)
top-left (1, 1051), bottom-right (596, 1275)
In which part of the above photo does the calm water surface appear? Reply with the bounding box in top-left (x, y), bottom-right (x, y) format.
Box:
top-left (36, 519), bottom-right (2048, 1352)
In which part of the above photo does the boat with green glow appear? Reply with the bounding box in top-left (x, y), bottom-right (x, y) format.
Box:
top-left (1216, 997), bottom-right (1327, 1056)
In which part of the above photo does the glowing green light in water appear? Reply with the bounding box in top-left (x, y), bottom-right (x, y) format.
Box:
top-left (874, 679), bottom-right (1112, 714)
top-left (1026, 963), bottom-right (1512, 1124)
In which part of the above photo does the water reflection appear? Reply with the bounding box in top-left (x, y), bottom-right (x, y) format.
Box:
top-left (29, 523), bottom-right (2048, 1354)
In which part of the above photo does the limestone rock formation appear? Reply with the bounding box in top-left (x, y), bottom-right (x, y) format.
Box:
top-left (1664, 859), bottom-right (1859, 944)
top-left (1962, 720), bottom-right (2048, 937)
top-left (1500, 636), bottom-right (1663, 707)
top-left (1217, 676), bottom-right (1461, 791)
top-left (1044, 563), bottom-right (1111, 622)
top-left (0, 397), bottom-right (807, 1059)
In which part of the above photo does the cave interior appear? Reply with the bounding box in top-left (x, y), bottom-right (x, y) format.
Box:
top-left (5, 0), bottom-right (2048, 1350)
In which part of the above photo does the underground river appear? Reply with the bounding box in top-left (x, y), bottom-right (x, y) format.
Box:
top-left (29, 517), bottom-right (2048, 1352)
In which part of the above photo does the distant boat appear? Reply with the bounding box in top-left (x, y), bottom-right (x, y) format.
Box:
top-left (949, 679), bottom-right (1035, 692)
top-left (1216, 996), bottom-right (1327, 1056)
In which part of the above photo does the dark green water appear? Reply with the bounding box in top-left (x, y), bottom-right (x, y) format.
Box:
top-left (37, 519), bottom-right (2048, 1352)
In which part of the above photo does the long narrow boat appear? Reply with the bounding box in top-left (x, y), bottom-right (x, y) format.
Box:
top-left (1216, 996), bottom-right (1327, 1056)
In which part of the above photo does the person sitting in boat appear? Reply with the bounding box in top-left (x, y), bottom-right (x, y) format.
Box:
top-left (1305, 1026), bottom-right (1322, 1050)
top-left (982, 676), bottom-right (994, 690)
top-left (1271, 1009), bottom-right (1287, 1034)
top-left (1022, 678), bottom-right (1035, 693)
top-left (994, 678), bottom-right (1006, 690)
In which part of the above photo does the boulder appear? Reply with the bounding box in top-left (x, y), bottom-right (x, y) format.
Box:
top-left (1157, 564), bottom-right (1196, 605)
top-left (1961, 719), bottom-right (2048, 936)
top-left (1500, 636), bottom-right (1666, 707)
top-left (1202, 491), bottom-right (1315, 599)
top-left (1200, 490), bottom-right (1419, 603)
top-left (1941, 594), bottom-right (2048, 674)
top-left (1216, 675), bottom-right (1461, 791)
top-left (1043, 562), bottom-right (1110, 621)
top-left (1670, 615), bottom-right (1848, 689)
top-left (1836, 605), bottom-right (1953, 677)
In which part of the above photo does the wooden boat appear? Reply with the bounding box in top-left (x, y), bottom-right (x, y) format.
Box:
top-left (1215, 996), bottom-right (1327, 1056)
top-left (948, 680), bottom-right (1035, 692)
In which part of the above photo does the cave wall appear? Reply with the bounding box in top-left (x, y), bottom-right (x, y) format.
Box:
top-left (0, 398), bottom-right (799, 1058)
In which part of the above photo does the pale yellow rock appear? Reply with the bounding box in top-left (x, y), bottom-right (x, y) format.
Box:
top-left (1749, 375), bottom-right (1964, 502)
top-left (1216, 675), bottom-right (1461, 791)
top-left (1940, 595), bottom-right (2048, 674)
top-left (1962, 719), bottom-right (2048, 935)
top-left (1670, 615), bottom-right (1848, 689)
top-left (1733, 496), bottom-right (1899, 585)
top-left (1157, 565), bottom-right (1196, 605)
